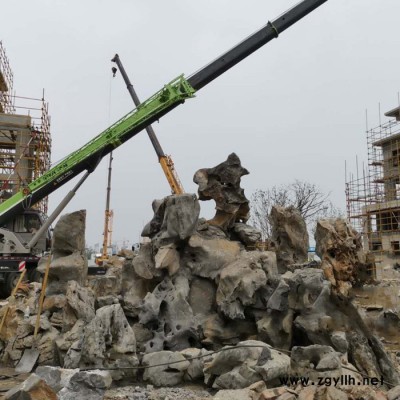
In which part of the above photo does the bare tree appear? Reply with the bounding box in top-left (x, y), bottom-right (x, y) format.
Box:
top-left (250, 180), bottom-right (343, 240)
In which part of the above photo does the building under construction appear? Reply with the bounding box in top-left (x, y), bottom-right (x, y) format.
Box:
top-left (346, 105), bottom-right (400, 279)
top-left (0, 41), bottom-right (51, 215)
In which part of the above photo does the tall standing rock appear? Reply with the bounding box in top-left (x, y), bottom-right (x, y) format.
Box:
top-left (142, 194), bottom-right (200, 248)
top-left (141, 194), bottom-right (200, 276)
top-left (194, 153), bottom-right (250, 231)
top-left (39, 210), bottom-right (88, 295)
top-left (270, 205), bottom-right (309, 273)
top-left (315, 218), bottom-right (369, 296)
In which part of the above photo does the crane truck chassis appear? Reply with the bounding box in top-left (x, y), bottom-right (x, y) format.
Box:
top-left (0, 0), bottom-right (328, 296)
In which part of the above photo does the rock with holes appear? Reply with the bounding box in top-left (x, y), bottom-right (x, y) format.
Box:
top-left (142, 351), bottom-right (190, 387)
top-left (139, 276), bottom-right (199, 352)
top-left (193, 153), bottom-right (250, 231)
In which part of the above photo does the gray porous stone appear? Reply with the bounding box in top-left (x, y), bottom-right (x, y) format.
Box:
top-left (142, 351), bottom-right (190, 387)
top-left (216, 252), bottom-right (267, 319)
top-left (193, 153), bottom-right (250, 231)
top-left (270, 205), bottom-right (309, 273)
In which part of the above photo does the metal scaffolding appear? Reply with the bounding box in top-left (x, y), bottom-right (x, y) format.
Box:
top-left (0, 42), bottom-right (51, 215)
top-left (346, 106), bottom-right (400, 277)
top-left (0, 41), bottom-right (15, 114)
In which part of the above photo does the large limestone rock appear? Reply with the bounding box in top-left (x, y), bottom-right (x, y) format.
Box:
top-left (293, 280), bottom-right (400, 386)
top-left (35, 366), bottom-right (78, 394)
top-left (40, 210), bottom-right (87, 295)
top-left (141, 194), bottom-right (200, 277)
top-left (139, 276), bottom-right (199, 352)
top-left (204, 340), bottom-right (290, 389)
top-left (58, 370), bottom-right (112, 400)
top-left (181, 347), bottom-right (213, 381)
top-left (315, 218), bottom-right (369, 296)
top-left (62, 281), bottom-right (95, 332)
top-left (189, 277), bottom-right (216, 319)
top-left (270, 205), bottom-right (309, 273)
top-left (231, 222), bottom-right (262, 247)
top-left (182, 234), bottom-right (241, 280)
top-left (216, 252), bottom-right (268, 319)
top-left (194, 153), bottom-right (250, 231)
top-left (52, 210), bottom-right (86, 256)
top-left (202, 314), bottom-right (258, 348)
top-left (78, 304), bottom-right (138, 376)
top-left (142, 194), bottom-right (200, 248)
top-left (142, 351), bottom-right (190, 387)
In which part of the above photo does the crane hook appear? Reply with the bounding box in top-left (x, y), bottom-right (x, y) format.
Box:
top-left (111, 67), bottom-right (117, 77)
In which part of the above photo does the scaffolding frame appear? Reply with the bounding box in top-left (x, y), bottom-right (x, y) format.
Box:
top-left (0, 41), bottom-right (15, 114)
top-left (346, 111), bottom-right (400, 274)
top-left (0, 40), bottom-right (51, 215)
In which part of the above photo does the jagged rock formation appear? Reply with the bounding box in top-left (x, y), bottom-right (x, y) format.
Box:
top-left (39, 210), bottom-right (87, 296)
top-left (1, 155), bottom-right (399, 400)
top-left (270, 205), bottom-right (309, 273)
top-left (193, 153), bottom-right (250, 230)
top-left (315, 218), bottom-right (370, 296)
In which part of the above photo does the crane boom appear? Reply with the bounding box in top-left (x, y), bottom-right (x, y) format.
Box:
top-left (0, 0), bottom-right (328, 226)
top-left (102, 152), bottom-right (113, 259)
top-left (111, 54), bottom-right (184, 194)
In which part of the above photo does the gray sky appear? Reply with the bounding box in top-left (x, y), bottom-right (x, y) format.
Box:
top-left (2, 0), bottom-right (400, 248)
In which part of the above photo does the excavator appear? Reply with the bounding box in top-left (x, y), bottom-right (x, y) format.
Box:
top-left (0, 0), bottom-right (328, 295)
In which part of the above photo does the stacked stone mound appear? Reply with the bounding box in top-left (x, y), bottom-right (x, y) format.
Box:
top-left (1, 155), bottom-right (399, 400)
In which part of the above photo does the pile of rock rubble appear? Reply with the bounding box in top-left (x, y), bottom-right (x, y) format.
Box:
top-left (1, 153), bottom-right (400, 400)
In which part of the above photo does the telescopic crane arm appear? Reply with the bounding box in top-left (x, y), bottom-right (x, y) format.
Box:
top-left (111, 54), bottom-right (184, 195)
top-left (102, 152), bottom-right (113, 259)
top-left (0, 0), bottom-right (328, 226)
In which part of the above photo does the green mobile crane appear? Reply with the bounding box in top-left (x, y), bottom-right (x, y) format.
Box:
top-left (0, 0), bottom-right (328, 295)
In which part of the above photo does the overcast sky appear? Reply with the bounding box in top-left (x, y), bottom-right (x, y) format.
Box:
top-left (2, 0), bottom-right (400, 248)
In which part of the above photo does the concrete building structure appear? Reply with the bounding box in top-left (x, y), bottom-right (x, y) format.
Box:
top-left (346, 105), bottom-right (400, 279)
top-left (0, 41), bottom-right (51, 215)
